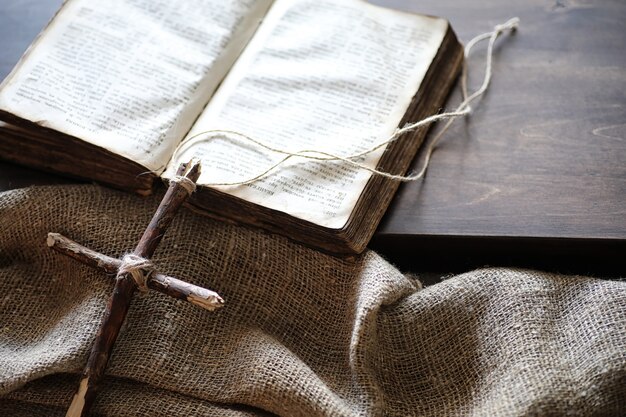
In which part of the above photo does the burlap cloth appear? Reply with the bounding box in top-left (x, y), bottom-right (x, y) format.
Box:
top-left (0, 185), bottom-right (624, 416)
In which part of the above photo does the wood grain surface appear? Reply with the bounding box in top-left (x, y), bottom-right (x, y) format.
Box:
top-left (1, 0), bottom-right (624, 275)
top-left (370, 0), bottom-right (626, 274)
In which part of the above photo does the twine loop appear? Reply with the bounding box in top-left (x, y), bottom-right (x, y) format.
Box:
top-left (494, 17), bottom-right (519, 34)
top-left (170, 18), bottom-right (520, 185)
top-left (117, 254), bottom-right (155, 293)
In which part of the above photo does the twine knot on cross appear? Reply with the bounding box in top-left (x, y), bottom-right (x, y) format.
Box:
top-left (117, 254), bottom-right (155, 292)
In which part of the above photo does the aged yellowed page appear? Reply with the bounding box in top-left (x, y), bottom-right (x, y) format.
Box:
top-left (166, 0), bottom-right (447, 228)
top-left (0, 0), bottom-right (273, 171)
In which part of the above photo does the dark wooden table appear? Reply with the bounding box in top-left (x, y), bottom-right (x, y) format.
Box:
top-left (370, 0), bottom-right (626, 275)
top-left (2, 0), bottom-right (625, 276)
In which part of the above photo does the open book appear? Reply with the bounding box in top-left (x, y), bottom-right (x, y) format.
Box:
top-left (0, 0), bottom-right (462, 255)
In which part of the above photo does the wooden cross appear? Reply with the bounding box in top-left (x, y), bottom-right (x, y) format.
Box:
top-left (45, 160), bottom-right (223, 417)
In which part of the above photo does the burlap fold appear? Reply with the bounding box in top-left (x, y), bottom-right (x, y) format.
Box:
top-left (0, 185), bottom-right (624, 416)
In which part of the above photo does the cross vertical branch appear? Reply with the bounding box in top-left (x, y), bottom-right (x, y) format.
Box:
top-left (46, 160), bottom-right (222, 417)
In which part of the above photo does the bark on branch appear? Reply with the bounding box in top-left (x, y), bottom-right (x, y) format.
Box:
top-left (64, 160), bottom-right (208, 417)
top-left (47, 232), bottom-right (224, 311)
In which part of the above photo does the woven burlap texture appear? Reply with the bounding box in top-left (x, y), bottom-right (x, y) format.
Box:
top-left (0, 185), bottom-right (624, 416)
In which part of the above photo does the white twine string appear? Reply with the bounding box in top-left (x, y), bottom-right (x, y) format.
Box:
top-left (170, 175), bottom-right (197, 194)
top-left (171, 17), bottom-right (519, 186)
top-left (117, 254), bottom-right (154, 293)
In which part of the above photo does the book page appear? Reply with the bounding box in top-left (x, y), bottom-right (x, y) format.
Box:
top-left (166, 0), bottom-right (447, 228)
top-left (0, 0), bottom-right (273, 172)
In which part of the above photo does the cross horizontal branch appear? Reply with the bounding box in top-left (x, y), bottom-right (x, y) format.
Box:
top-left (47, 232), bottom-right (223, 311)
